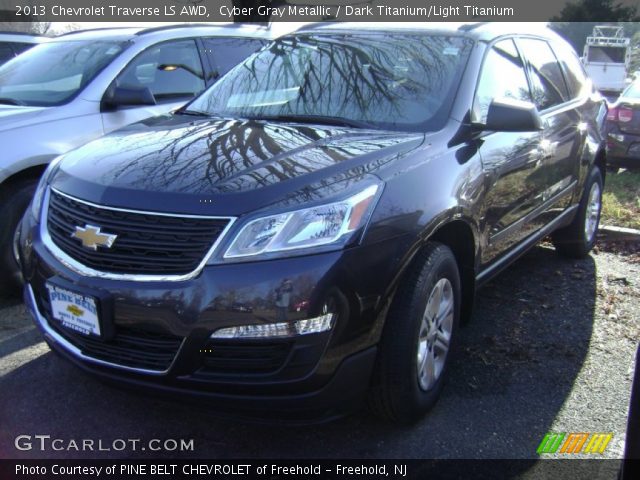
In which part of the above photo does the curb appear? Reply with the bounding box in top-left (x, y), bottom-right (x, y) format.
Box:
top-left (598, 225), bottom-right (640, 243)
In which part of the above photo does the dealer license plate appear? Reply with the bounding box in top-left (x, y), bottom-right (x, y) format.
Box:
top-left (46, 283), bottom-right (101, 337)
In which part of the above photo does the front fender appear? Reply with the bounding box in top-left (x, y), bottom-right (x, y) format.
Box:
top-left (0, 154), bottom-right (58, 187)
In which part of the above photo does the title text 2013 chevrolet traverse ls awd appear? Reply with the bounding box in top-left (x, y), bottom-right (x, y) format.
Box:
top-left (20, 23), bottom-right (607, 423)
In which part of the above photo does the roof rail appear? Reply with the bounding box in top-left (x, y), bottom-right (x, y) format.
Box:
top-left (136, 22), bottom-right (267, 36)
top-left (57, 27), bottom-right (137, 37)
top-left (295, 22), bottom-right (335, 32)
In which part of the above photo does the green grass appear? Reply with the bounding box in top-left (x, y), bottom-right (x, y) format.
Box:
top-left (601, 169), bottom-right (640, 230)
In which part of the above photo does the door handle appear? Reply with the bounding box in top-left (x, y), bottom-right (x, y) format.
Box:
top-left (538, 140), bottom-right (557, 160)
top-left (527, 150), bottom-right (543, 167)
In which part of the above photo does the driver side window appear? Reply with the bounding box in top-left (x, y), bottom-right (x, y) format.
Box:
top-left (474, 39), bottom-right (532, 123)
top-left (115, 40), bottom-right (205, 102)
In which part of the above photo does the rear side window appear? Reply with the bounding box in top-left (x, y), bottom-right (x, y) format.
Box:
top-left (116, 40), bottom-right (205, 101)
top-left (551, 40), bottom-right (589, 99)
top-left (201, 37), bottom-right (267, 82)
top-left (0, 44), bottom-right (14, 64)
top-left (474, 39), bottom-right (531, 123)
top-left (518, 38), bottom-right (569, 110)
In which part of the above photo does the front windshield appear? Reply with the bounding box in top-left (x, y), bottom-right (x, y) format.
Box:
top-left (0, 40), bottom-right (126, 107)
top-left (187, 32), bottom-right (473, 131)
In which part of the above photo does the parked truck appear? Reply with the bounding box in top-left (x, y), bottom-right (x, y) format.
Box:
top-left (583, 25), bottom-right (630, 96)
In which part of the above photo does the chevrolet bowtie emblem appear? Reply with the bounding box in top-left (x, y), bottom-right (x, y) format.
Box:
top-left (71, 225), bottom-right (117, 250)
top-left (66, 305), bottom-right (84, 317)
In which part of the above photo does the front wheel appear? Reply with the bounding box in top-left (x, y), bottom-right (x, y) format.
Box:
top-left (552, 167), bottom-right (603, 258)
top-left (368, 242), bottom-right (461, 423)
top-left (0, 179), bottom-right (37, 295)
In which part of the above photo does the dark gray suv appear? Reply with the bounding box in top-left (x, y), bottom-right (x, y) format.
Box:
top-left (21, 23), bottom-right (607, 423)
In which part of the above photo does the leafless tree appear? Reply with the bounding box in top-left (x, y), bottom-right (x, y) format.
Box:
top-left (0, 21), bottom-right (51, 35)
top-left (51, 22), bottom-right (82, 34)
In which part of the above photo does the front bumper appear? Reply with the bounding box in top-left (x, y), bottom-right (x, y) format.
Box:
top-left (20, 211), bottom-right (402, 421)
top-left (26, 283), bottom-right (376, 423)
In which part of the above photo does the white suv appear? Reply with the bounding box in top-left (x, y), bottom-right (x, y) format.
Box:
top-left (0, 24), bottom-right (276, 292)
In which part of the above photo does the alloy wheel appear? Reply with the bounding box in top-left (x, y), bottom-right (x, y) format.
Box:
top-left (584, 182), bottom-right (601, 243)
top-left (416, 278), bottom-right (454, 391)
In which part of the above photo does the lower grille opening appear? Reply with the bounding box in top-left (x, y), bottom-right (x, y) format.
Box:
top-left (198, 340), bottom-right (293, 375)
top-left (51, 325), bottom-right (183, 372)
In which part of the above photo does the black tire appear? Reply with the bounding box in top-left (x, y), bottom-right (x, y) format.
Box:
top-left (368, 242), bottom-right (461, 423)
top-left (0, 179), bottom-right (37, 295)
top-left (552, 167), bottom-right (603, 259)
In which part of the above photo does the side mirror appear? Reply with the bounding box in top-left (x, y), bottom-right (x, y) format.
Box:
top-left (104, 85), bottom-right (156, 108)
top-left (479, 98), bottom-right (543, 132)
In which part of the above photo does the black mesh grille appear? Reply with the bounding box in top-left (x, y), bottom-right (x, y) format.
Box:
top-left (46, 190), bottom-right (230, 275)
top-left (54, 324), bottom-right (183, 371)
top-left (200, 340), bottom-right (293, 375)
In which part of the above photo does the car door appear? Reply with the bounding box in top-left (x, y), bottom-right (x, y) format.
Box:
top-left (101, 39), bottom-right (206, 134)
top-left (517, 37), bottom-right (581, 226)
top-left (474, 39), bottom-right (544, 266)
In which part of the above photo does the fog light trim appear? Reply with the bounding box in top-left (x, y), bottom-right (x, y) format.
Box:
top-left (210, 313), bottom-right (334, 339)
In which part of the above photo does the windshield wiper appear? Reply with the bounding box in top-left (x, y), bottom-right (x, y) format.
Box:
top-left (0, 98), bottom-right (26, 106)
top-left (175, 109), bottom-right (211, 117)
top-left (247, 114), bottom-right (373, 129)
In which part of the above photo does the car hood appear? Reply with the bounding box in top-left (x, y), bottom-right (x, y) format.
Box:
top-left (0, 105), bottom-right (50, 131)
top-left (51, 115), bottom-right (424, 216)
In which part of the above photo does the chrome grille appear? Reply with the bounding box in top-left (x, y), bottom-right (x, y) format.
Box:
top-left (46, 189), bottom-right (230, 276)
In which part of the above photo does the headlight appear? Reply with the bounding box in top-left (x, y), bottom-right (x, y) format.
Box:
top-left (222, 183), bottom-right (381, 260)
top-left (31, 155), bottom-right (63, 223)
